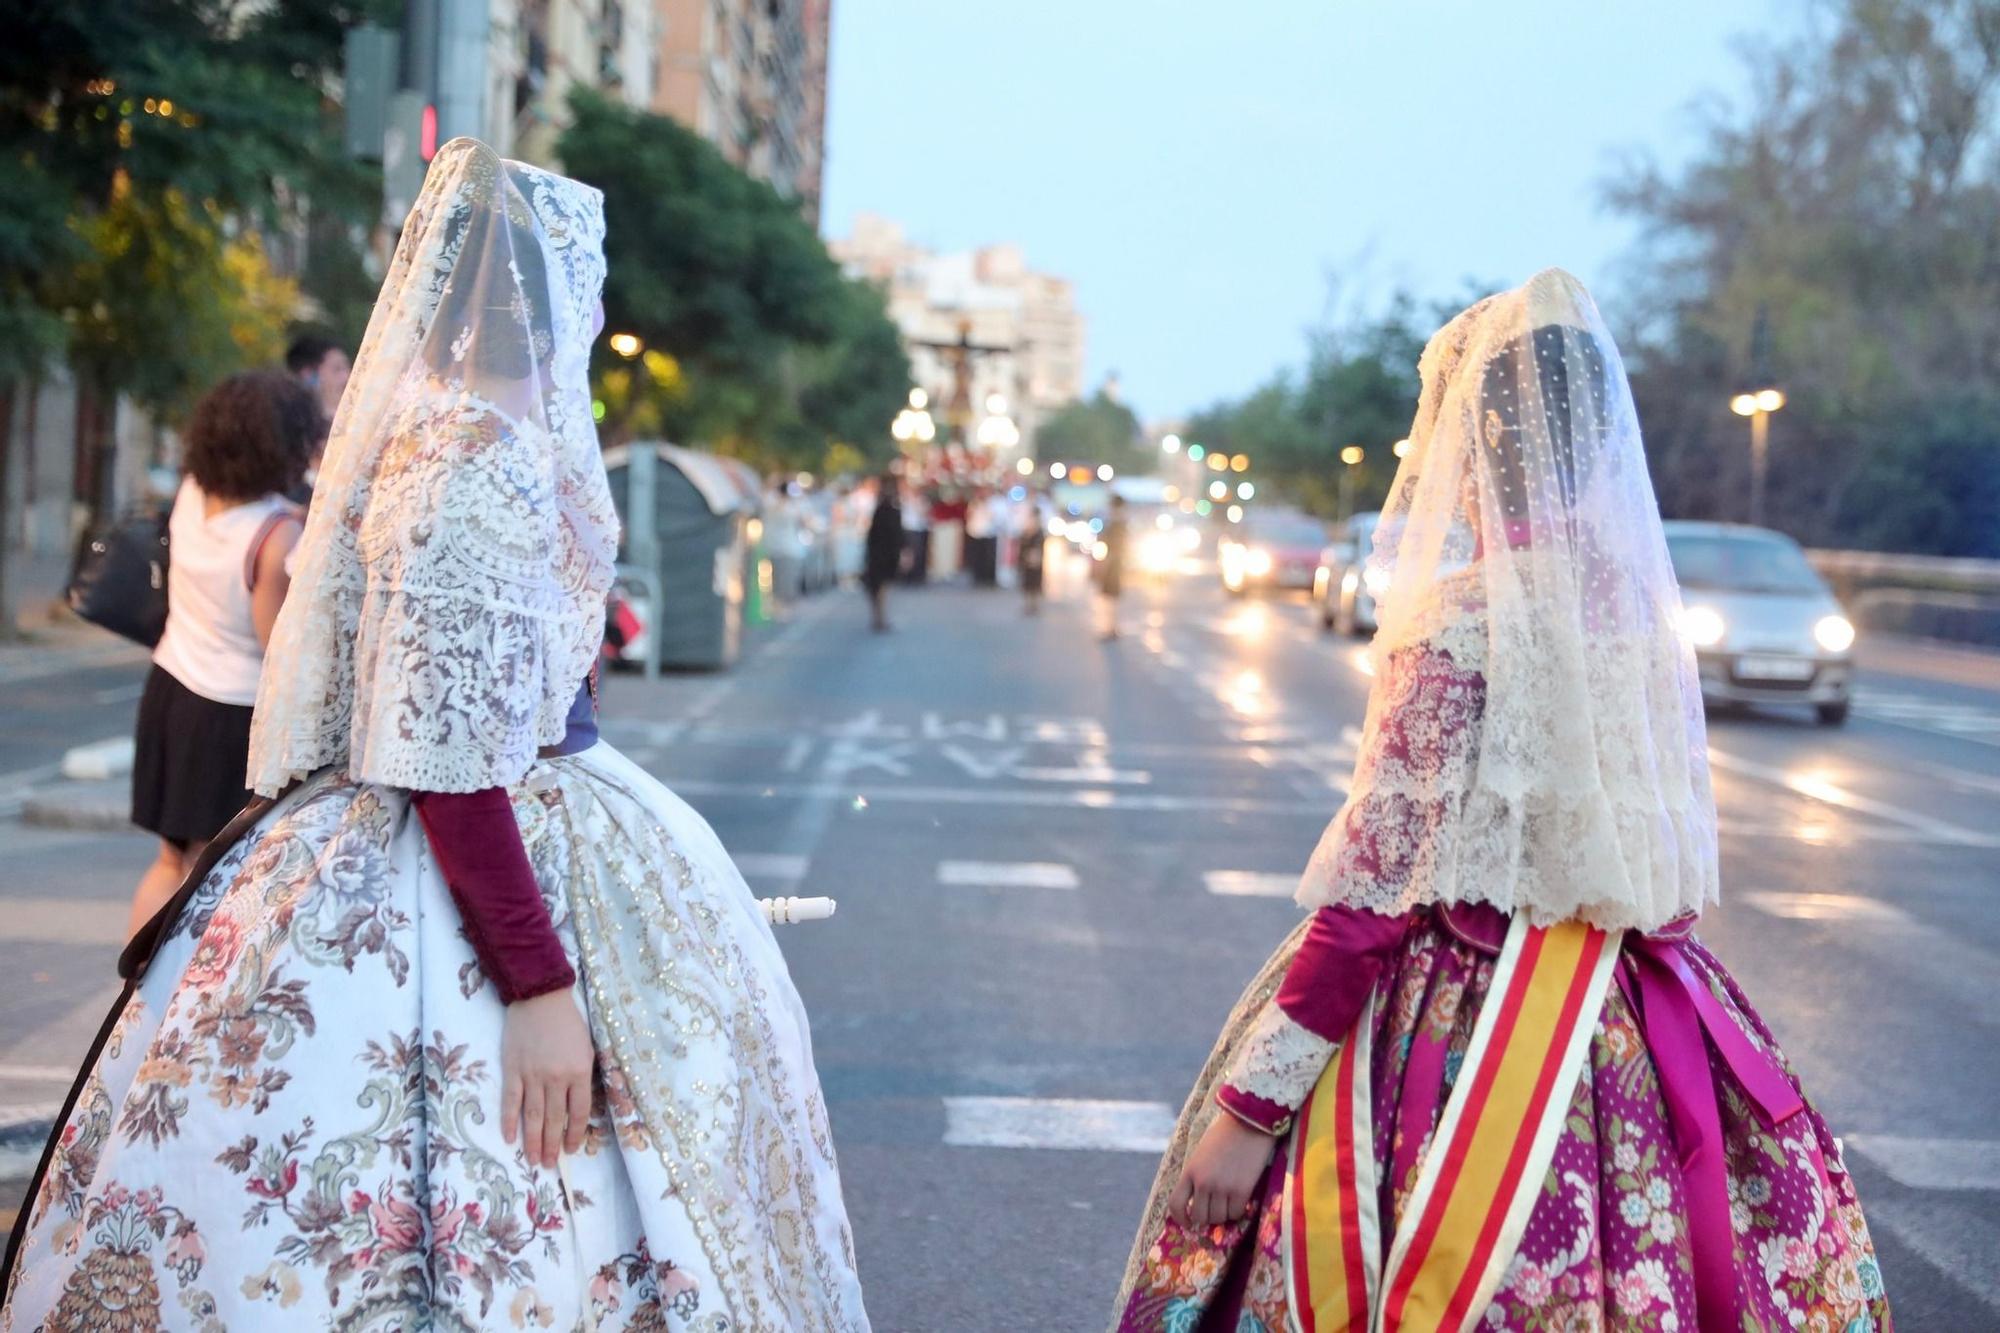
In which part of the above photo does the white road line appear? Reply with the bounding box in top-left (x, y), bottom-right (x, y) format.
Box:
top-left (661, 777), bottom-right (1337, 816)
top-left (1011, 766), bottom-right (1152, 785)
top-left (733, 852), bottom-right (809, 882)
top-left (1846, 1136), bottom-right (2000, 1191)
top-left (937, 860), bottom-right (1079, 890)
top-left (1203, 871), bottom-right (1297, 899)
top-left (0, 1065), bottom-right (76, 1082)
top-left (942, 1096), bottom-right (1176, 1153)
top-left (1707, 747), bottom-right (2000, 848)
top-left (1741, 892), bottom-right (1911, 924)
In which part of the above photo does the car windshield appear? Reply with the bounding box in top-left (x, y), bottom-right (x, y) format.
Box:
top-left (1248, 516), bottom-right (1327, 547)
top-left (1666, 532), bottom-right (1825, 596)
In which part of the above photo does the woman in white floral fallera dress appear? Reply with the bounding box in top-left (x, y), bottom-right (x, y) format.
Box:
top-left (1, 139), bottom-right (869, 1332)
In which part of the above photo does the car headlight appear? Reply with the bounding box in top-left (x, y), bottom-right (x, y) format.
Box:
top-left (1814, 614), bottom-right (1856, 654)
top-left (1244, 548), bottom-right (1274, 576)
top-left (1362, 566), bottom-right (1391, 599)
top-left (1679, 605), bottom-right (1727, 649)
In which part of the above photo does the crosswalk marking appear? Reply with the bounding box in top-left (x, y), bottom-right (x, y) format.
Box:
top-left (1741, 892), bottom-right (1911, 924)
top-left (1204, 870), bottom-right (1297, 899)
top-left (734, 852), bottom-right (808, 882)
top-left (937, 860), bottom-right (1079, 890)
top-left (942, 1096), bottom-right (1176, 1153)
top-left (1846, 1136), bottom-right (2000, 1191)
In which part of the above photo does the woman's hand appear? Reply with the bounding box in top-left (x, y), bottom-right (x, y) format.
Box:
top-left (500, 990), bottom-right (594, 1169)
top-left (1172, 1109), bottom-right (1279, 1229)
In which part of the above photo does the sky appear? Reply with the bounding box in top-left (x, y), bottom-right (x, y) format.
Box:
top-left (820, 1), bottom-right (1797, 424)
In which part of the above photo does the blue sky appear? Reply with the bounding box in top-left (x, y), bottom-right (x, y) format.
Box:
top-left (820, 1), bottom-right (1795, 422)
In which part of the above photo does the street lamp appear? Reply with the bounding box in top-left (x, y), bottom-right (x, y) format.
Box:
top-left (608, 332), bottom-right (643, 359)
top-left (892, 388), bottom-right (936, 449)
top-left (1231, 454), bottom-right (1250, 473)
top-left (1392, 437), bottom-right (1411, 459)
top-left (1161, 433), bottom-right (1181, 453)
top-left (1730, 386), bottom-right (1786, 526)
top-left (1339, 445), bottom-right (1365, 519)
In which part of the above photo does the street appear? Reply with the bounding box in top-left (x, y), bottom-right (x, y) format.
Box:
top-left (2, 558), bottom-right (1998, 1330)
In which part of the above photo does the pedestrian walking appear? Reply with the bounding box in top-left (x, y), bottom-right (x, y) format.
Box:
top-left (1094, 492), bottom-right (1128, 640)
top-left (1018, 491), bottom-right (1048, 615)
top-left (902, 483), bottom-right (931, 584)
top-left (123, 370), bottom-right (314, 943)
top-left (1111, 271), bottom-right (1891, 1333)
top-left (864, 469), bottom-right (904, 632)
top-left (4, 138), bottom-right (869, 1332)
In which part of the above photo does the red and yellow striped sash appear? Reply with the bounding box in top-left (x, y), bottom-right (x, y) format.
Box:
top-left (1284, 992), bottom-right (1380, 1333)
top-left (1284, 916), bottom-right (1619, 1333)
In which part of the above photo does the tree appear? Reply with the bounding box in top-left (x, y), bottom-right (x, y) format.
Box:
top-left (1607, 0), bottom-right (2000, 555)
top-left (558, 92), bottom-right (909, 469)
top-left (1184, 294), bottom-right (1442, 521)
top-left (0, 1), bottom-right (384, 632)
top-left (1036, 392), bottom-right (1148, 476)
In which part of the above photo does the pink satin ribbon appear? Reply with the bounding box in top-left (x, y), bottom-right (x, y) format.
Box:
top-left (1620, 931), bottom-right (1805, 1330)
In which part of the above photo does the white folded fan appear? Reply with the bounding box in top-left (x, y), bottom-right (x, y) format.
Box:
top-left (758, 896), bottom-right (837, 925)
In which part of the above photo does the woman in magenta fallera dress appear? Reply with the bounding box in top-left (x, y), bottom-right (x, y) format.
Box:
top-left (1112, 271), bottom-right (1892, 1333)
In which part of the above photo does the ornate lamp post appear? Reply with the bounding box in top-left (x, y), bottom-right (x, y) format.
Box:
top-left (1730, 387), bottom-right (1786, 527)
top-left (1340, 444), bottom-right (1365, 519)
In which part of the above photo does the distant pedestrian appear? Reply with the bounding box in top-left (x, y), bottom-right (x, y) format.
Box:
top-left (284, 333), bottom-right (349, 498)
top-left (864, 471), bottom-right (904, 632)
top-left (965, 486), bottom-right (1000, 586)
top-left (902, 485), bottom-right (931, 584)
top-left (125, 370), bottom-right (314, 941)
top-left (1018, 493), bottom-right (1047, 615)
top-left (1095, 492), bottom-right (1128, 640)
top-left (285, 332), bottom-right (351, 423)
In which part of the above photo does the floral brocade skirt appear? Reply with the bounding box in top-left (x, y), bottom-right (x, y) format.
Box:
top-left (1113, 911), bottom-right (1892, 1333)
top-left (2, 744), bottom-right (868, 1332)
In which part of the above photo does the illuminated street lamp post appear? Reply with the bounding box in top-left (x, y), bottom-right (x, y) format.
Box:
top-left (1392, 437), bottom-right (1411, 460)
top-left (892, 387), bottom-right (936, 453)
top-left (1729, 387), bottom-right (1786, 527)
top-left (1339, 444), bottom-right (1365, 520)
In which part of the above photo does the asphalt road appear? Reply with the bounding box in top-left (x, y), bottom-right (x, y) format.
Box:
top-left (1, 556), bottom-right (1996, 1329)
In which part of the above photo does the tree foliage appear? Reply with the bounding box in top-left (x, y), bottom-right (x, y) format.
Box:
top-left (1036, 392), bottom-right (1147, 476)
top-left (1184, 295), bottom-right (1448, 520)
top-left (0, 0), bottom-right (382, 424)
top-left (1608, 0), bottom-right (2000, 555)
top-left (558, 92), bottom-right (910, 470)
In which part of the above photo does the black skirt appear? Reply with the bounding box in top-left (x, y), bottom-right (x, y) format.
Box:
top-left (131, 664), bottom-right (255, 846)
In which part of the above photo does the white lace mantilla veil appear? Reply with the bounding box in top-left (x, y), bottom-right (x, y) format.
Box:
top-left (1297, 268), bottom-right (1719, 933)
top-left (247, 137), bottom-right (619, 796)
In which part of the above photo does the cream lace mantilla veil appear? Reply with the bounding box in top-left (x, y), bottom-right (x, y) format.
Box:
top-left (248, 138), bottom-right (619, 796)
top-left (1298, 269), bottom-right (1719, 933)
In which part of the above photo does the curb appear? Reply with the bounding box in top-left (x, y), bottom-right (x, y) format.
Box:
top-left (20, 795), bottom-right (132, 833)
top-left (60, 736), bottom-right (135, 782)
top-left (0, 1111), bottom-right (58, 1179)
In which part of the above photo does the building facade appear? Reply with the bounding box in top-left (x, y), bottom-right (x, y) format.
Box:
top-left (831, 213), bottom-right (1088, 461)
top-left (650, 0), bottom-right (829, 220)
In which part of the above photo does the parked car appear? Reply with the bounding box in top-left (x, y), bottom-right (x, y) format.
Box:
top-left (1220, 510), bottom-right (1330, 595)
top-left (1664, 521), bottom-right (1856, 726)
top-left (1314, 511), bottom-right (1383, 634)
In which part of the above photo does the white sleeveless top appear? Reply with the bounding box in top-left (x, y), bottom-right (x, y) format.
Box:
top-left (153, 479), bottom-right (299, 706)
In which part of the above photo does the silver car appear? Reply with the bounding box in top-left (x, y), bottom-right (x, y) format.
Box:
top-left (1664, 521), bottom-right (1857, 726)
top-left (1315, 511), bottom-right (1383, 635)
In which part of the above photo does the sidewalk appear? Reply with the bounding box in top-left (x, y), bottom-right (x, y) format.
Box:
top-left (1858, 634), bottom-right (2000, 693)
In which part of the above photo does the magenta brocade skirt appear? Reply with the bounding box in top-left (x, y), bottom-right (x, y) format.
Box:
top-left (1114, 907), bottom-right (1893, 1332)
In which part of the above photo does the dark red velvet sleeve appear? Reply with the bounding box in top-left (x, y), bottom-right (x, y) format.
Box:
top-left (412, 788), bottom-right (576, 1004)
top-left (1274, 904), bottom-right (1410, 1039)
top-left (1214, 905), bottom-right (1411, 1134)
